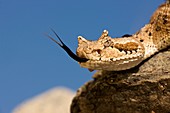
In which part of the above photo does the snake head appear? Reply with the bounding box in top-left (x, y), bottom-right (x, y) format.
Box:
top-left (47, 29), bottom-right (144, 71)
top-left (76, 30), bottom-right (145, 71)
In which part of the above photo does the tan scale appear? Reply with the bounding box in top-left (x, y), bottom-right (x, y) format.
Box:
top-left (76, 1), bottom-right (170, 71)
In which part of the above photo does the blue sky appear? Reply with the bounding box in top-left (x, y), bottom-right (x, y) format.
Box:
top-left (0, 0), bottom-right (162, 113)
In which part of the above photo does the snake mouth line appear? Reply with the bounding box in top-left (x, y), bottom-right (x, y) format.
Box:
top-left (46, 29), bottom-right (89, 63)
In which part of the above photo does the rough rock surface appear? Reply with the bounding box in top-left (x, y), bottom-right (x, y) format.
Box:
top-left (12, 87), bottom-right (75, 113)
top-left (71, 48), bottom-right (170, 113)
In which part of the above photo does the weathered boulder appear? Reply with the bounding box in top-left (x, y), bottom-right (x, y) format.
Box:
top-left (71, 48), bottom-right (170, 113)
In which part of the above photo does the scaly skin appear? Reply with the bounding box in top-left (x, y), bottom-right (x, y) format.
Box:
top-left (77, 31), bottom-right (145, 71)
top-left (47, 1), bottom-right (170, 71)
top-left (76, 1), bottom-right (170, 71)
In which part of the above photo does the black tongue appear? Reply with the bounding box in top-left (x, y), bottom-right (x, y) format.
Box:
top-left (61, 44), bottom-right (89, 62)
top-left (47, 29), bottom-right (89, 63)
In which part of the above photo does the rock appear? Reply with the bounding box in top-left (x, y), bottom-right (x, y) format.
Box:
top-left (71, 48), bottom-right (170, 113)
top-left (12, 87), bottom-right (75, 113)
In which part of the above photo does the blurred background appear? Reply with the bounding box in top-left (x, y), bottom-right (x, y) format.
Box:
top-left (0, 0), bottom-right (162, 113)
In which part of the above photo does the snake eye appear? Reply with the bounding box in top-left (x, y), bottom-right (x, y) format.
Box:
top-left (46, 29), bottom-right (89, 63)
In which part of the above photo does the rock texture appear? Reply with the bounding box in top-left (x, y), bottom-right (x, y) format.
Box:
top-left (12, 87), bottom-right (75, 113)
top-left (71, 48), bottom-right (170, 113)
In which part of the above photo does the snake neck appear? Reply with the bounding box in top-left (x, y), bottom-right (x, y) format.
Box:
top-left (133, 2), bottom-right (170, 59)
top-left (150, 2), bottom-right (170, 50)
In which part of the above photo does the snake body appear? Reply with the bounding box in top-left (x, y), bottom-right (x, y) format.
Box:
top-left (48, 1), bottom-right (170, 71)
